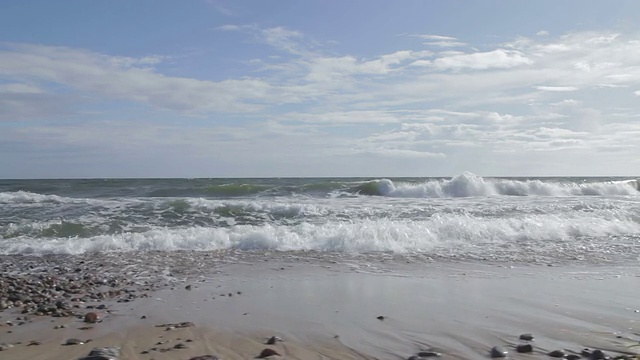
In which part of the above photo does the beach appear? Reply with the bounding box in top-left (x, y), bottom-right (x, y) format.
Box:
top-left (1, 251), bottom-right (640, 359)
top-left (1, 176), bottom-right (640, 359)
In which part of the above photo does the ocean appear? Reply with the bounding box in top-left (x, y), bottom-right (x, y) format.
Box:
top-left (1, 173), bottom-right (639, 264)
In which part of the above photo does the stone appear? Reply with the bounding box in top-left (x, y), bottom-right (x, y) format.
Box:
top-left (257, 348), bottom-right (280, 358)
top-left (490, 346), bottom-right (507, 358)
top-left (84, 312), bottom-right (98, 323)
top-left (417, 351), bottom-right (441, 357)
top-left (590, 349), bottom-right (606, 359)
top-left (64, 338), bottom-right (85, 346)
top-left (79, 346), bottom-right (120, 360)
top-left (376, 315), bottom-right (385, 320)
top-left (174, 343), bottom-right (188, 349)
top-left (565, 355), bottom-right (581, 360)
top-left (188, 356), bottom-right (219, 360)
top-left (519, 333), bottom-right (534, 341)
top-left (266, 336), bottom-right (282, 345)
top-left (516, 344), bottom-right (532, 353)
top-left (547, 350), bottom-right (565, 358)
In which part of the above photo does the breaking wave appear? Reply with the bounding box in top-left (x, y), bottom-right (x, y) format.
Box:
top-left (355, 173), bottom-right (639, 198)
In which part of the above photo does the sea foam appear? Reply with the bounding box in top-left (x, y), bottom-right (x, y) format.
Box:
top-left (361, 173), bottom-right (639, 198)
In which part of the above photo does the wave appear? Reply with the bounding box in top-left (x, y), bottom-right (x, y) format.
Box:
top-left (354, 173), bottom-right (640, 198)
top-left (2, 213), bottom-right (639, 259)
top-left (0, 190), bottom-right (70, 204)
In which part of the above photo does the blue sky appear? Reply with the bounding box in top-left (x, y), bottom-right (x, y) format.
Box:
top-left (2, 0), bottom-right (640, 178)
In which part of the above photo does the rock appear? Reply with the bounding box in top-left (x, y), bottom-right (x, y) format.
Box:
top-left (417, 351), bottom-right (441, 357)
top-left (64, 338), bottom-right (85, 346)
top-left (185, 285), bottom-right (192, 291)
top-left (257, 348), bottom-right (280, 358)
top-left (84, 312), bottom-right (98, 323)
top-left (565, 355), bottom-right (581, 360)
top-left (376, 315), bottom-right (385, 320)
top-left (590, 349), bottom-right (606, 359)
top-left (516, 344), bottom-right (532, 353)
top-left (547, 350), bottom-right (565, 358)
top-left (581, 349), bottom-right (592, 357)
top-left (407, 356), bottom-right (421, 360)
top-left (266, 336), bottom-right (282, 345)
top-left (490, 346), bottom-right (507, 358)
top-left (0, 343), bottom-right (14, 351)
top-left (174, 343), bottom-right (188, 349)
top-left (27, 340), bottom-right (42, 346)
top-left (79, 346), bottom-right (120, 360)
top-left (519, 333), bottom-right (534, 341)
top-left (188, 356), bottom-right (219, 360)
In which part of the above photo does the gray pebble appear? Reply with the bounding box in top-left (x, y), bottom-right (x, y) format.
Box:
top-left (490, 346), bottom-right (507, 358)
top-left (547, 349), bottom-right (565, 358)
top-left (516, 344), bottom-right (532, 353)
top-left (64, 338), bottom-right (85, 346)
top-left (417, 351), bottom-right (441, 357)
top-left (519, 333), bottom-right (534, 341)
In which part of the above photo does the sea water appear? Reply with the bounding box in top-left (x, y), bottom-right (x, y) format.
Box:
top-left (1, 173), bottom-right (639, 264)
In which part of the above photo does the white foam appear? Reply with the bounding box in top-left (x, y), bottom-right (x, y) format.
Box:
top-left (0, 191), bottom-right (66, 204)
top-left (2, 211), bottom-right (639, 260)
top-left (376, 173), bottom-right (640, 198)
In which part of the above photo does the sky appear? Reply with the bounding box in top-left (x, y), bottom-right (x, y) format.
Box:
top-left (2, 0), bottom-right (640, 178)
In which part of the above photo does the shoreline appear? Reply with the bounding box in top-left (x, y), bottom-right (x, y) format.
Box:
top-left (1, 252), bottom-right (640, 359)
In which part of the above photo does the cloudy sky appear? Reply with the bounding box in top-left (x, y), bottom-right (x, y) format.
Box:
top-left (2, 0), bottom-right (640, 178)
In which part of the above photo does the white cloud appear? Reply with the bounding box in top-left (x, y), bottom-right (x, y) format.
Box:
top-left (216, 24), bottom-right (241, 31)
top-left (3, 28), bottom-right (640, 177)
top-left (0, 43), bottom-right (282, 114)
top-left (535, 86), bottom-right (578, 92)
top-left (432, 49), bottom-right (533, 70)
top-left (416, 35), bottom-right (458, 41)
top-left (0, 83), bottom-right (43, 94)
top-left (361, 148), bottom-right (446, 159)
top-left (424, 40), bottom-right (467, 48)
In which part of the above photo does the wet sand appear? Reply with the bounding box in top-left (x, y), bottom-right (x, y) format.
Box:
top-left (1, 252), bottom-right (640, 359)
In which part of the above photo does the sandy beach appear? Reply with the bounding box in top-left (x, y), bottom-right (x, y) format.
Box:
top-left (1, 252), bottom-right (639, 359)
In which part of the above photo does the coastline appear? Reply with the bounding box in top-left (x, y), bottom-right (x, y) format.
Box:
top-left (1, 252), bottom-right (640, 359)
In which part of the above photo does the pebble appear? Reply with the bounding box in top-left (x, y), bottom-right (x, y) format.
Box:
top-left (376, 315), bottom-right (385, 320)
top-left (417, 350), bottom-right (441, 357)
top-left (188, 356), bottom-right (219, 360)
top-left (516, 344), bottom-right (533, 353)
top-left (84, 312), bottom-right (99, 323)
top-left (591, 349), bottom-right (606, 359)
top-left (79, 346), bottom-right (120, 360)
top-left (0, 343), bottom-right (14, 351)
top-left (174, 343), bottom-right (188, 349)
top-left (64, 338), bottom-right (85, 346)
top-left (0, 255), bottom-right (157, 319)
top-left (490, 346), bottom-right (507, 358)
top-left (257, 348), bottom-right (280, 358)
top-left (519, 333), bottom-right (534, 341)
top-left (266, 336), bottom-right (282, 345)
top-left (565, 355), bottom-right (581, 360)
top-left (547, 349), bottom-right (565, 358)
